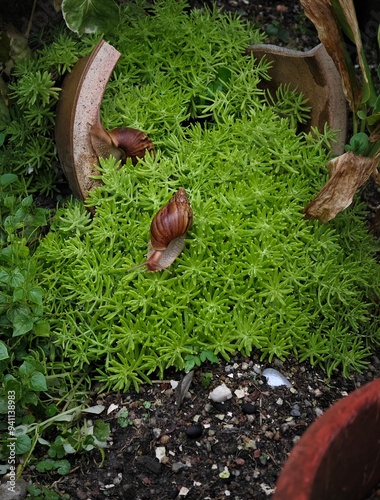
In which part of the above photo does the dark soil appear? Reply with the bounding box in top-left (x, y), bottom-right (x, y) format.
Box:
top-left (32, 353), bottom-right (380, 500)
top-left (8, 1), bottom-right (380, 499)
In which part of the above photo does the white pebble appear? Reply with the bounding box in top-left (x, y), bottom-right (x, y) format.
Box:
top-left (262, 368), bottom-right (291, 387)
top-left (155, 446), bottom-right (166, 463)
top-left (209, 383), bottom-right (233, 403)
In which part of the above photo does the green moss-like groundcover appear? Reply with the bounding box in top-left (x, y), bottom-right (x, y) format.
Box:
top-left (35, 0), bottom-right (380, 391)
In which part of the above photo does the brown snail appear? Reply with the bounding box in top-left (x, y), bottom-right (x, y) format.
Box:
top-left (89, 115), bottom-right (154, 165)
top-left (130, 188), bottom-right (193, 272)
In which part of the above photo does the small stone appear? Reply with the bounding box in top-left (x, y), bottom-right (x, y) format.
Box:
top-left (185, 423), bottom-right (203, 439)
top-left (235, 457), bottom-right (245, 466)
top-left (241, 402), bottom-right (256, 415)
top-left (315, 408), bottom-right (324, 417)
top-left (179, 486), bottom-right (190, 496)
top-left (234, 388), bottom-right (246, 398)
top-left (219, 466), bottom-right (230, 479)
top-left (290, 406), bottom-right (301, 417)
top-left (172, 462), bottom-right (188, 473)
top-left (152, 428), bottom-right (162, 438)
top-left (113, 473), bottom-right (122, 485)
top-left (209, 383), bottom-right (233, 403)
top-left (159, 434), bottom-right (170, 445)
top-left (262, 368), bottom-right (291, 387)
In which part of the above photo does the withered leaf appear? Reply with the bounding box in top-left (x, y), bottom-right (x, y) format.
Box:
top-left (303, 151), bottom-right (378, 222)
top-left (175, 370), bottom-right (194, 407)
top-left (300, 0), bottom-right (359, 112)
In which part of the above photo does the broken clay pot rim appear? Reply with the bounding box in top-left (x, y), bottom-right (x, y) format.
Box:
top-left (274, 378), bottom-right (380, 500)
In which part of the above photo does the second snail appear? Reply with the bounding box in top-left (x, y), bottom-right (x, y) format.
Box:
top-left (89, 114), bottom-right (154, 165)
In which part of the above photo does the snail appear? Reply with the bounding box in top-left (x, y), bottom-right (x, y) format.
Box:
top-left (89, 114), bottom-right (154, 165)
top-left (130, 188), bottom-right (193, 272)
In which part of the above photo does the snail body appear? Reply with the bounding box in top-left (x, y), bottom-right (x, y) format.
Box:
top-left (89, 119), bottom-right (154, 165)
top-left (131, 188), bottom-right (193, 272)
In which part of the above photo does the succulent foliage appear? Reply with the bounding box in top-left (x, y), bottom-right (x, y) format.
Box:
top-left (27, 0), bottom-right (380, 391)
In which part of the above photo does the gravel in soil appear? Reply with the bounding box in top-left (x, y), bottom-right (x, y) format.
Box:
top-left (27, 353), bottom-right (380, 499)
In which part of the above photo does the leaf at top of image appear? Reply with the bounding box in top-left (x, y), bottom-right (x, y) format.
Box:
top-left (62, 0), bottom-right (119, 36)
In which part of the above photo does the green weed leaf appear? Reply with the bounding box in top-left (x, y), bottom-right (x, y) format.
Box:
top-left (0, 173), bottom-right (18, 187)
top-left (62, 0), bottom-right (119, 35)
top-left (56, 459), bottom-right (71, 475)
top-left (93, 419), bottom-right (110, 442)
top-left (0, 340), bottom-right (9, 360)
top-left (28, 287), bottom-right (43, 306)
top-left (15, 434), bottom-right (32, 454)
top-left (29, 372), bottom-right (47, 391)
top-left (8, 305), bottom-right (34, 336)
top-left (345, 132), bottom-right (370, 155)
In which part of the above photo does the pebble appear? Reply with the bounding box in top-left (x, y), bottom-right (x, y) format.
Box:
top-left (219, 466), bottom-right (230, 479)
top-left (241, 402), bottom-right (256, 415)
top-left (315, 408), bottom-right (324, 417)
top-left (262, 368), bottom-right (292, 387)
top-left (185, 423), bottom-right (203, 439)
top-left (152, 427), bottom-right (162, 438)
top-left (253, 364), bottom-right (261, 374)
top-left (113, 473), bottom-right (122, 485)
top-left (209, 383), bottom-right (233, 403)
top-left (159, 434), bottom-right (170, 444)
top-left (290, 404), bottom-right (301, 417)
top-left (155, 446), bottom-right (166, 463)
top-left (172, 462), bottom-right (188, 473)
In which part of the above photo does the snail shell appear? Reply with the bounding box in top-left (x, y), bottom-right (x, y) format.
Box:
top-left (89, 122), bottom-right (154, 165)
top-left (132, 188), bottom-right (192, 272)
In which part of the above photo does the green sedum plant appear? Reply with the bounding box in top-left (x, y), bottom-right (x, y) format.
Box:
top-left (25, 0), bottom-right (380, 393)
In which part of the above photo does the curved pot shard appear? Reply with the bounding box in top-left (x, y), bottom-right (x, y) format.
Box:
top-left (55, 39), bottom-right (121, 200)
top-left (274, 379), bottom-right (380, 500)
top-left (247, 43), bottom-right (347, 155)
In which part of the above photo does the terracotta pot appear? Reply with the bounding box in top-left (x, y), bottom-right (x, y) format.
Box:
top-left (55, 40), bottom-right (121, 200)
top-left (247, 43), bottom-right (347, 156)
top-left (274, 379), bottom-right (380, 500)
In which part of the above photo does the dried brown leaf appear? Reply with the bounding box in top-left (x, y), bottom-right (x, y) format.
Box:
top-left (175, 370), bottom-right (194, 407)
top-left (300, 0), bottom-right (359, 111)
top-left (303, 151), bottom-right (378, 222)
